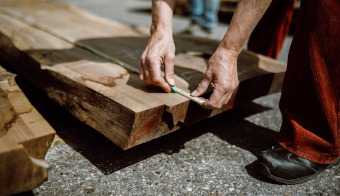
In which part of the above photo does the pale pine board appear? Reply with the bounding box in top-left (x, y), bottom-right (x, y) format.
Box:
top-left (0, 66), bottom-right (55, 196)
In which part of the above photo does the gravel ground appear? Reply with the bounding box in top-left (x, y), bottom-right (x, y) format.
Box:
top-left (12, 0), bottom-right (340, 195)
top-left (12, 76), bottom-right (338, 195)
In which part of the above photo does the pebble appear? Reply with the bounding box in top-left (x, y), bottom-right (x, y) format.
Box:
top-left (185, 184), bottom-right (192, 192)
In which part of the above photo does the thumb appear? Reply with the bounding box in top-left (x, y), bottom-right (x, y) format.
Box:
top-left (191, 73), bottom-right (212, 97)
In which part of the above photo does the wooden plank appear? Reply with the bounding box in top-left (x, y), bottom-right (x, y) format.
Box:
top-left (0, 0), bottom-right (286, 149)
top-left (0, 0), bottom-right (286, 104)
top-left (0, 12), bottom-right (189, 149)
top-left (0, 66), bottom-right (55, 195)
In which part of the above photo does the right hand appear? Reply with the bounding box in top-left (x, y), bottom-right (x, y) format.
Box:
top-left (140, 32), bottom-right (175, 93)
top-left (191, 48), bottom-right (239, 109)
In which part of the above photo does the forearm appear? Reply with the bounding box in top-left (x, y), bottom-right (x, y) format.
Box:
top-left (151, 0), bottom-right (175, 36)
top-left (139, 0), bottom-right (176, 92)
top-left (219, 0), bottom-right (272, 55)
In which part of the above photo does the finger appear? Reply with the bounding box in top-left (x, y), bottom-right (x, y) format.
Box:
top-left (139, 65), bottom-right (145, 81)
top-left (139, 52), bottom-right (146, 81)
top-left (218, 92), bottom-right (233, 108)
top-left (204, 84), bottom-right (225, 109)
top-left (140, 51), bottom-right (153, 84)
top-left (152, 74), bottom-right (171, 93)
top-left (144, 65), bottom-right (154, 85)
top-left (142, 59), bottom-right (153, 85)
top-left (191, 72), bottom-right (212, 97)
top-left (164, 54), bottom-right (175, 86)
top-left (148, 58), bottom-right (171, 93)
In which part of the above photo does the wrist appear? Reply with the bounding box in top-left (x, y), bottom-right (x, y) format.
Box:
top-left (150, 23), bottom-right (172, 37)
top-left (215, 44), bottom-right (240, 59)
top-left (151, 0), bottom-right (174, 36)
top-left (217, 38), bottom-right (243, 56)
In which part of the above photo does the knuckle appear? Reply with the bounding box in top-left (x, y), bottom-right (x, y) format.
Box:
top-left (141, 52), bottom-right (146, 60)
top-left (204, 75), bottom-right (213, 82)
top-left (205, 70), bottom-right (212, 77)
top-left (141, 53), bottom-right (147, 63)
top-left (145, 55), bottom-right (153, 64)
top-left (146, 54), bottom-right (159, 64)
top-left (167, 53), bottom-right (175, 61)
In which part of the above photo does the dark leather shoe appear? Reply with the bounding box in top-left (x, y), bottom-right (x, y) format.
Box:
top-left (259, 145), bottom-right (340, 184)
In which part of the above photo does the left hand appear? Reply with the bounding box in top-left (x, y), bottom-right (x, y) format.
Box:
top-left (139, 32), bottom-right (175, 93)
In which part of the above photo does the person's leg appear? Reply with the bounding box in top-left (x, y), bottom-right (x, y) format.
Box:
top-left (260, 0), bottom-right (340, 184)
top-left (200, 0), bottom-right (220, 32)
top-left (278, 0), bottom-right (340, 165)
top-left (248, 0), bottom-right (296, 59)
top-left (188, 0), bottom-right (204, 24)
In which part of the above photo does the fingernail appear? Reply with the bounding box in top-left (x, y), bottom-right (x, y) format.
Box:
top-left (168, 78), bottom-right (175, 86)
top-left (191, 90), bottom-right (197, 96)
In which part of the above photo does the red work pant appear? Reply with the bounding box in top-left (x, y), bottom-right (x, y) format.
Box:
top-left (248, 0), bottom-right (296, 59)
top-left (278, 0), bottom-right (340, 164)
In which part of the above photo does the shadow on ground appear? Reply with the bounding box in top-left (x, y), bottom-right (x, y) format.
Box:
top-left (13, 72), bottom-right (278, 184)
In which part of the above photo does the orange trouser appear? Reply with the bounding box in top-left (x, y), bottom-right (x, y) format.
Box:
top-left (248, 0), bottom-right (296, 59)
top-left (278, 0), bottom-right (340, 164)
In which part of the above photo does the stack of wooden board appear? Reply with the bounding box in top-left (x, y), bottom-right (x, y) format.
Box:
top-left (0, 0), bottom-right (286, 150)
top-left (0, 66), bottom-right (55, 195)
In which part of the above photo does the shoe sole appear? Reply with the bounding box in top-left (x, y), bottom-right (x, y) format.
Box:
top-left (260, 158), bottom-right (340, 184)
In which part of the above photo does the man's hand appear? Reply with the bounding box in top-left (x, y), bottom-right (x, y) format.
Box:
top-left (139, 0), bottom-right (175, 93)
top-left (191, 0), bottom-right (272, 109)
top-left (140, 33), bottom-right (175, 93)
top-left (192, 48), bottom-right (239, 109)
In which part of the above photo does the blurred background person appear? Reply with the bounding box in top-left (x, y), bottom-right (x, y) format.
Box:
top-left (186, 0), bottom-right (220, 34)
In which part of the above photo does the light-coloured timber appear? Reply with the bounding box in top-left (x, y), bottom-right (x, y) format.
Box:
top-left (0, 66), bottom-right (55, 196)
top-left (0, 0), bottom-right (286, 149)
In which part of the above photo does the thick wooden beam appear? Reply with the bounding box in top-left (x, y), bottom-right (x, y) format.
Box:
top-left (0, 66), bottom-right (55, 195)
top-left (0, 12), bottom-right (188, 149)
top-left (0, 0), bottom-right (286, 149)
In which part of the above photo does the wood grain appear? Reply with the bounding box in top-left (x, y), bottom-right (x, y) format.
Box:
top-left (0, 66), bottom-right (55, 195)
top-left (0, 12), bottom-right (188, 149)
top-left (0, 0), bottom-right (286, 149)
